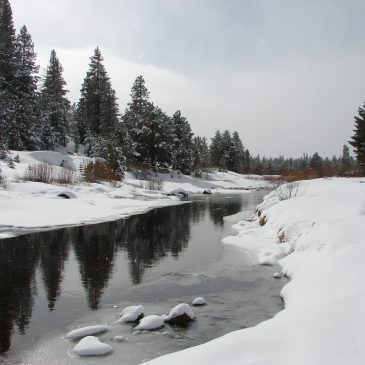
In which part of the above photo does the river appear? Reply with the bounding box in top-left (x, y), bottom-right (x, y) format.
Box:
top-left (0, 191), bottom-right (286, 365)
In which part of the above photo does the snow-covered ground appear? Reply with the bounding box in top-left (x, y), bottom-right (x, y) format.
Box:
top-left (142, 177), bottom-right (365, 365)
top-left (0, 150), bottom-right (268, 238)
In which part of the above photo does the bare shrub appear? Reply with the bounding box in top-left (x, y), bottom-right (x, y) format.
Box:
top-left (274, 181), bottom-right (303, 201)
top-left (83, 160), bottom-right (121, 183)
top-left (55, 168), bottom-right (76, 185)
top-left (278, 230), bottom-right (286, 243)
top-left (143, 176), bottom-right (164, 191)
top-left (22, 162), bottom-right (55, 184)
top-left (259, 216), bottom-right (267, 226)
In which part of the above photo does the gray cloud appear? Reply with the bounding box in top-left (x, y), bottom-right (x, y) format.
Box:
top-left (11, 0), bottom-right (365, 156)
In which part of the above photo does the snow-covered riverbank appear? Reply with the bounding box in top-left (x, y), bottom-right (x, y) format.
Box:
top-left (143, 177), bottom-right (365, 365)
top-left (0, 150), bottom-right (268, 238)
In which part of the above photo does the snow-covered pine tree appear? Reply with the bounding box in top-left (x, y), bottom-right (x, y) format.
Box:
top-left (39, 50), bottom-right (70, 149)
top-left (14, 25), bottom-right (39, 150)
top-left (123, 75), bottom-right (151, 167)
top-left (171, 110), bottom-right (193, 175)
top-left (0, 0), bottom-right (21, 149)
top-left (228, 131), bottom-right (244, 172)
top-left (192, 136), bottom-right (210, 172)
top-left (0, 138), bottom-right (8, 159)
top-left (220, 129), bottom-right (232, 170)
top-left (349, 103), bottom-right (365, 173)
top-left (210, 130), bottom-right (223, 167)
top-left (77, 47), bottom-right (119, 155)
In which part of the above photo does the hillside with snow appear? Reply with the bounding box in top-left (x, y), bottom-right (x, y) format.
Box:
top-left (0, 150), bottom-right (268, 238)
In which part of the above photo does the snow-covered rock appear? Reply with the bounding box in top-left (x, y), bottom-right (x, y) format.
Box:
top-left (192, 297), bottom-right (206, 306)
top-left (164, 303), bottom-right (195, 325)
top-left (135, 315), bottom-right (165, 331)
top-left (65, 325), bottom-right (109, 340)
top-left (113, 305), bottom-right (144, 323)
top-left (112, 335), bottom-right (127, 342)
top-left (73, 336), bottom-right (113, 356)
top-left (272, 272), bottom-right (282, 279)
top-left (168, 188), bottom-right (189, 198)
top-left (203, 189), bottom-right (212, 195)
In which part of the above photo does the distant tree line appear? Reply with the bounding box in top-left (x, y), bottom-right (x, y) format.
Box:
top-left (0, 0), bottom-right (362, 179)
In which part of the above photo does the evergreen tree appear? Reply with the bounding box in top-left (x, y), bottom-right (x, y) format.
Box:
top-left (171, 110), bottom-right (193, 175)
top-left (123, 75), bottom-right (151, 167)
top-left (210, 130), bottom-right (223, 167)
top-left (229, 131), bottom-right (245, 172)
top-left (77, 47), bottom-right (119, 146)
top-left (310, 152), bottom-right (324, 177)
top-left (40, 50), bottom-right (69, 149)
top-left (192, 136), bottom-right (210, 171)
top-left (341, 144), bottom-right (351, 173)
top-left (14, 25), bottom-right (39, 149)
top-left (349, 103), bottom-right (365, 173)
top-left (0, 0), bottom-right (20, 149)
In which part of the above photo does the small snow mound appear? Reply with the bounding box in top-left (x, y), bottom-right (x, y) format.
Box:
top-left (192, 297), bottom-right (206, 306)
top-left (73, 336), bottom-right (113, 356)
top-left (164, 303), bottom-right (195, 325)
top-left (57, 191), bottom-right (77, 199)
top-left (135, 315), bottom-right (165, 331)
top-left (65, 325), bottom-right (109, 340)
top-left (113, 305), bottom-right (144, 323)
top-left (112, 335), bottom-right (127, 342)
top-left (272, 272), bottom-right (282, 278)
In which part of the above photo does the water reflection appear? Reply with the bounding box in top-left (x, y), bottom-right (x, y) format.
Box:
top-left (0, 194), bottom-right (244, 354)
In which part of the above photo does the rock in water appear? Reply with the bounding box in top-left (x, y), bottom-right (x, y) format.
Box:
top-left (135, 315), bottom-right (165, 331)
top-left (73, 336), bottom-right (113, 356)
top-left (113, 305), bottom-right (144, 324)
top-left (272, 272), bottom-right (282, 279)
top-left (65, 325), bottom-right (109, 340)
top-left (203, 189), bottom-right (212, 195)
top-left (192, 297), bottom-right (206, 306)
top-left (164, 303), bottom-right (195, 325)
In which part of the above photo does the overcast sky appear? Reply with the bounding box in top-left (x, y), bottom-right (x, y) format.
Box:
top-left (11, 0), bottom-right (365, 157)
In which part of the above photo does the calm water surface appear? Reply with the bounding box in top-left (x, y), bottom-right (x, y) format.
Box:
top-left (0, 191), bottom-right (286, 365)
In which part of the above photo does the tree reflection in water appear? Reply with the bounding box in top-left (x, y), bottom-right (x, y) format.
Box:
top-left (0, 194), bottom-right (243, 354)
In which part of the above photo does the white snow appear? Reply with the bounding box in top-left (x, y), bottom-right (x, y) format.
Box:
top-left (142, 178), bottom-right (365, 365)
top-left (191, 297), bottom-right (206, 306)
top-left (113, 305), bottom-right (144, 323)
top-left (135, 315), bottom-right (165, 331)
top-left (65, 325), bottom-right (109, 340)
top-left (72, 336), bottom-right (113, 356)
top-left (0, 150), bottom-right (268, 238)
top-left (164, 303), bottom-right (195, 322)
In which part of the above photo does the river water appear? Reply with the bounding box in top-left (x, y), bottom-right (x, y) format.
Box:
top-left (0, 191), bottom-right (286, 365)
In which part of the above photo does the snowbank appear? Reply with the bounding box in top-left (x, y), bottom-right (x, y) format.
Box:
top-left (0, 151), bottom-right (268, 238)
top-left (143, 178), bottom-right (365, 365)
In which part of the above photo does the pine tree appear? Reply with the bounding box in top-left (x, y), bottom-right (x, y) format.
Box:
top-left (171, 110), bottom-right (193, 175)
top-left (123, 75), bottom-right (151, 167)
top-left (349, 103), bottom-right (365, 173)
top-left (40, 50), bottom-right (70, 149)
top-left (0, 0), bottom-right (20, 149)
top-left (310, 152), bottom-right (324, 177)
top-left (210, 130), bottom-right (223, 167)
top-left (229, 131), bottom-right (245, 172)
top-left (14, 25), bottom-right (39, 149)
top-left (341, 144), bottom-right (351, 173)
top-left (192, 136), bottom-right (210, 171)
top-left (77, 47), bottom-right (119, 146)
